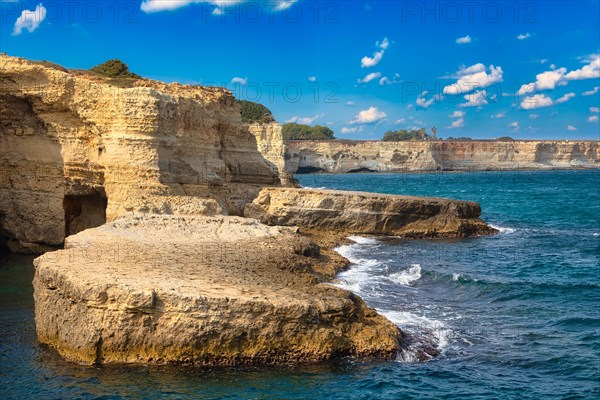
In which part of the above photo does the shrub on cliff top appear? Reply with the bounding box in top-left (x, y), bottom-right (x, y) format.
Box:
top-left (90, 59), bottom-right (141, 79)
top-left (238, 100), bottom-right (275, 123)
top-left (282, 123), bottom-right (335, 140)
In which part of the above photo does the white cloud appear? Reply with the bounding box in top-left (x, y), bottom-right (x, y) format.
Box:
top-left (529, 114), bottom-right (540, 119)
top-left (379, 73), bottom-right (400, 86)
top-left (308, 76), bottom-right (317, 82)
top-left (582, 86), bottom-right (599, 96)
top-left (361, 37), bottom-right (390, 68)
top-left (140, 0), bottom-right (292, 14)
top-left (349, 107), bottom-right (387, 124)
top-left (456, 35), bottom-right (471, 44)
top-left (517, 32), bottom-right (532, 40)
top-left (444, 64), bottom-right (503, 95)
top-left (450, 110), bottom-right (465, 118)
top-left (346, 101), bottom-right (355, 106)
top-left (588, 115), bottom-right (599, 123)
top-left (520, 94), bottom-right (554, 110)
top-left (567, 125), bottom-right (577, 131)
top-left (416, 91), bottom-right (435, 109)
top-left (340, 127), bottom-right (358, 134)
top-left (517, 68), bottom-right (567, 95)
top-left (491, 112), bottom-right (506, 119)
top-left (555, 92), bottom-right (575, 104)
top-left (286, 114), bottom-right (324, 125)
top-left (449, 118), bottom-right (464, 129)
top-left (358, 72), bottom-right (381, 83)
top-left (12, 3), bottom-right (46, 35)
top-left (460, 90), bottom-right (488, 107)
top-left (230, 77), bottom-right (248, 85)
top-left (590, 107), bottom-right (600, 113)
top-left (566, 55), bottom-right (600, 80)
top-left (508, 121), bottom-right (520, 130)
top-left (394, 118), bottom-right (406, 124)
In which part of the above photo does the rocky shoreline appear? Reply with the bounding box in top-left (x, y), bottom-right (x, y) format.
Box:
top-left (1, 54), bottom-right (496, 366)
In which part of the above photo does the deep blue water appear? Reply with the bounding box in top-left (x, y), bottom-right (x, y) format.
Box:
top-left (1, 170), bottom-right (599, 399)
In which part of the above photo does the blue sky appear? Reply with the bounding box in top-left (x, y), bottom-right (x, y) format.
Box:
top-left (1, 0), bottom-right (599, 140)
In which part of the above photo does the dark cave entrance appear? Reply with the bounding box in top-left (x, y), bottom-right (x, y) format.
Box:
top-left (63, 191), bottom-right (108, 237)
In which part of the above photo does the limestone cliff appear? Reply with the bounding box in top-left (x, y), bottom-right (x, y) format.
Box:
top-left (0, 55), bottom-right (283, 252)
top-left (33, 215), bottom-right (401, 366)
top-left (285, 140), bottom-right (600, 173)
top-left (2, 55), bottom-right (498, 367)
top-left (246, 188), bottom-right (495, 238)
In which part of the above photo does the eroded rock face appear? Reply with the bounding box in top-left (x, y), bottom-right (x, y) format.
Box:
top-left (246, 188), bottom-right (496, 237)
top-left (285, 140), bottom-right (600, 173)
top-left (33, 215), bottom-right (401, 366)
top-left (0, 55), bottom-right (283, 252)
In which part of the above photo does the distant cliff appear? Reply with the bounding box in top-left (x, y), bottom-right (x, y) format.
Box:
top-left (285, 140), bottom-right (600, 173)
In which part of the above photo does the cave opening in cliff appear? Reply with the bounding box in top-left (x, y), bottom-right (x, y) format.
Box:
top-left (63, 191), bottom-right (107, 237)
top-left (0, 212), bottom-right (10, 255)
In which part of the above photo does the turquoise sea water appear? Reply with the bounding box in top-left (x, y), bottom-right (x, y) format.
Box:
top-left (1, 170), bottom-right (599, 399)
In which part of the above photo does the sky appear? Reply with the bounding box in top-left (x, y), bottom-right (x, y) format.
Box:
top-left (1, 0), bottom-right (599, 140)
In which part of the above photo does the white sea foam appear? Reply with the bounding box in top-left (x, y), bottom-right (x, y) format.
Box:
top-left (347, 235), bottom-right (380, 245)
top-left (301, 186), bottom-right (327, 190)
top-left (593, 233), bottom-right (599, 237)
top-left (387, 264), bottom-right (422, 286)
top-left (334, 242), bottom-right (384, 294)
top-left (489, 224), bottom-right (516, 234)
top-left (452, 273), bottom-right (461, 281)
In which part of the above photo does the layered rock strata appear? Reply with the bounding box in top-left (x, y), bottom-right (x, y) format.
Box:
top-left (246, 188), bottom-right (495, 238)
top-left (285, 140), bottom-right (600, 173)
top-left (33, 215), bottom-right (401, 365)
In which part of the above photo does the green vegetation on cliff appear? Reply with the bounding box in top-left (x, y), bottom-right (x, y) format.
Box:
top-left (90, 59), bottom-right (141, 79)
top-left (382, 129), bottom-right (429, 142)
top-left (282, 123), bottom-right (335, 140)
top-left (238, 100), bottom-right (275, 123)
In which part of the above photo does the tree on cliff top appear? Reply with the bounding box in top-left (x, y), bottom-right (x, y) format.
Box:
top-left (238, 100), bottom-right (275, 123)
top-left (90, 59), bottom-right (141, 79)
top-left (282, 123), bottom-right (335, 140)
top-left (382, 128), bottom-right (429, 141)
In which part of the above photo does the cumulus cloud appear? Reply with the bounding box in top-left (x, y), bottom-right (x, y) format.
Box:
top-left (346, 101), bottom-right (355, 106)
top-left (286, 114), bottom-right (324, 125)
top-left (394, 118), bottom-right (406, 124)
top-left (517, 32), bottom-right (532, 40)
top-left (588, 115), bottom-right (599, 123)
top-left (590, 107), bottom-right (600, 113)
top-left (349, 107), bottom-right (387, 124)
top-left (416, 91), bottom-right (435, 109)
top-left (520, 94), bottom-right (554, 110)
top-left (582, 86), bottom-right (599, 96)
top-left (460, 90), bottom-right (488, 107)
top-left (341, 127), bottom-right (359, 134)
top-left (508, 121), bottom-right (520, 130)
top-left (567, 125), bottom-right (577, 131)
top-left (230, 77), bottom-right (248, 85)
top-left (517, 68), bottom-right (567, 95)
top-left (450, 110), bottom-right (465, 118)
top-left (456, 35), bottom-right (471, 44)
top-left (566, 55), bottom-right (600, 80)
top-left (361, 37), bottom-right (390, 68)
top-left (444, 64), bottom-right (503, 95)
top-left (379, 73), bottom-right (400, 86)
top-left (358, 72), bottom-right (382, 84)
top-left (555, 92), bottom-right (575, 104)
top-left (449, 118), bottom-right (464, 129)
top-left (491, 112), bottom-right (506, 119)
top-left (529, 114), bottom-right (540, 119)
top-left (308, 76), bottom-right (317, 82)
top-left (12, 3), bottom-right (46, 36)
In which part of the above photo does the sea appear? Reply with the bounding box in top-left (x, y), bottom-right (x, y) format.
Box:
top-left (1, 169), bottom-right (599, 399)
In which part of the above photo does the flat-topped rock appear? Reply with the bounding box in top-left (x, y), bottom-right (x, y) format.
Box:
top-left (245, 188), bottom-right (496, 238)
top-left (33, 215), bottom-right (401, 366)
